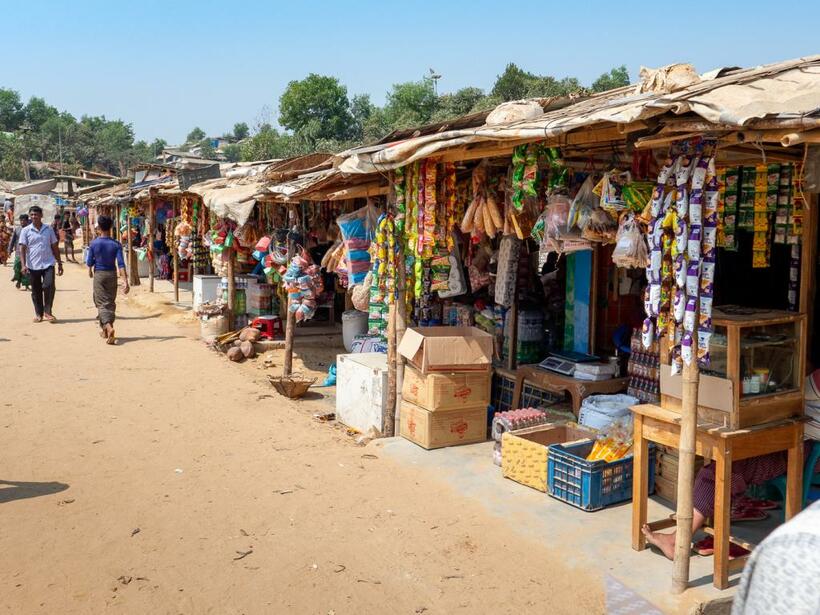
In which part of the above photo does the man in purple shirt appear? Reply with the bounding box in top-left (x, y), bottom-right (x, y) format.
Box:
top-left (86, 215), bottom-right (129, 344)
top-left (19, 205), bottom-right (63, 323)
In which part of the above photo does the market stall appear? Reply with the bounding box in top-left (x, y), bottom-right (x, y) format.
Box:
top-left (321, 56), bottom-right (820, 593)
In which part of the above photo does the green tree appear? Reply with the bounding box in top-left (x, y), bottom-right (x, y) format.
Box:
top-left (222, 143), bottom-right (242, 162)
top-left (491, 64), bottom-right (533, 101)
top-left (232, 122), bottom-right (249, 140)
top-left (186, 126), bottom-right (206, 144)
top-left (23, 96), bottom-right (60, 131)
top-left (0, 133), bottom-right (25, 180)
top-left (349, 94), bottom-right (375, 142)
top-left (278, 73), bottom-right (353, 142)
top-left (592, 66), bottom-right (630, 92)
top-left (0, 88), bottom-right (24, 131)
top-left (150, 138), bottom-right (168, 157)
top-left (383, 79), bottom-right (438, 129)
top-left (240, 126), bottom-right (300, 161)
top-left (432, 87), bottom-right (487, 122)
top-left (198, 139), bottom-right (217, 160)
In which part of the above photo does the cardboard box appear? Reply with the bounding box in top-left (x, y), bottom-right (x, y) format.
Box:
top-left (501, 424), bottom-right (597, 492)
top-left (402, 365), bottom-right (490, 412)
top-left (399, 401), bottom-right (487, 449)
top-left (398, 326), bottom-right (493, 374)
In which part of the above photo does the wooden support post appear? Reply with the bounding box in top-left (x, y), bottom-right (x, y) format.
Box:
top-left (384, 303), bottom-right (398, 436)
top-left (785, 427), bottom-right (804, 521)
top-left (283, 208), bottom-right (296, 376)
top-left (226, 247), bottom-right (236, 329)
top-left (126, 207), bottom-right (139, 287)
top-left (394, 248), bottom-right (407, 437)
top-left (712, 443), bottom-right (732, 590)
top-left (672, 360), bottom-right (700, 594)
top-left (172, 200), bottom-right (179, 304)
top-left (148, 200), bottom-right (155, 293)
top-left (631, 412), bottom-right (649, 551)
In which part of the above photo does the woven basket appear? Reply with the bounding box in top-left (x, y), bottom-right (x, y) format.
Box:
top-left (268, 374), bottom-right (316, 399)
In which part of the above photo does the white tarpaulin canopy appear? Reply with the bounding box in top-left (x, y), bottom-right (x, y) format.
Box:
top-left (337, 56), bottom-right (820, 174)
top-left (187, 178), bottom-right (268, 225)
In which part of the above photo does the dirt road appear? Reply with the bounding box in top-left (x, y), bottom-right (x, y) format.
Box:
top-left (0, 262), bottom-right (605, 614)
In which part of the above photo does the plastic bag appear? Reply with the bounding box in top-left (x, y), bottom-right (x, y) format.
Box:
top-left (567, 175), bottom-right (598, 230)
top-left (612, 213), bottom-right (649, 268)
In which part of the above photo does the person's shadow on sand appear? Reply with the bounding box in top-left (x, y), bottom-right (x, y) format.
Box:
top-left (0, 480), bottom-right (69, 504)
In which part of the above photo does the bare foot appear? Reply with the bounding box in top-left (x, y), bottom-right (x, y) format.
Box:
top-left (642, 524), bottom-right (676, 560)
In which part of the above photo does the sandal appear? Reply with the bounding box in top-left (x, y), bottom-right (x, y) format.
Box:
top-left (693, 536), bottom-right (751, 559)
top-left (43, 314), bottom-right (57, 323)
top-left (731, 502), bottom-right (769, 522)
top-left (737, 496), bottom-right (779, 511)
top-left (33, 316), bottom-right (42, 323)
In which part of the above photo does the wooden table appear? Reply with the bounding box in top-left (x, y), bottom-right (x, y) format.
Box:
top-left (631, 403), bottom-right (804, 590)
top-left (511, 365), bottom-right (629, 415)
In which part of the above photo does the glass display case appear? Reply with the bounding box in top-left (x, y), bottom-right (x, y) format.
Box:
top-left (663, 308), bottom-right (806, 429)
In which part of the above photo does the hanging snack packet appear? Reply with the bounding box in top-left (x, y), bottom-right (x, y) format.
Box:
top-left (681, 332), bottom-right (694, 365)
top-left (686, 262), bottom-right (700, 297)
top-left (673, 287), bottom-right (686, 323)
top-left (687, 225), bottom-right (702, 262)
top-left (674, 254), bottom-right (687, 289)
top-left (684, 298), bottom-right (697, 333)
top-left (642, 317), bottom-right (655, 349)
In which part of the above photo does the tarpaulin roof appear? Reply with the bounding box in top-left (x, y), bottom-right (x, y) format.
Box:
top-left (187, 176), bottom-right (269, 225)
top-left (337, 55), bottom-right (820, 174)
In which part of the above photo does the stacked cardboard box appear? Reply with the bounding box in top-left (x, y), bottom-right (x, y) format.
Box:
top-left (654, 445), bottom-right (705, 504)
top-left (398, 327), bottom-right (493, 449)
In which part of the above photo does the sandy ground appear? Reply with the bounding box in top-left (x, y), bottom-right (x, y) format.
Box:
top-left (0, 262), bottom-right (605, 615)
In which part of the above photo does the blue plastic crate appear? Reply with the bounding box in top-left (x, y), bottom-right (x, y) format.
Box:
top-left (547, 440), bottom-right (655, 512)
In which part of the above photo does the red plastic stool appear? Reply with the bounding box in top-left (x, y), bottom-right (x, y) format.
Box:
top-left (251, 315), bottom-right (284, 339)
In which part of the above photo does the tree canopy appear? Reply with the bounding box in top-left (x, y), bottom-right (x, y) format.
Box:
top-left (186, 126), bottom-right (206, 144)
top-left (0, 62), bottom-right (632, 177)
top-left (278, 74), bottom-right (354, 144)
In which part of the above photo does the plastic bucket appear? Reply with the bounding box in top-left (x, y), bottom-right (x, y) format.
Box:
top-left (342, 309), bottom-right (368, 352)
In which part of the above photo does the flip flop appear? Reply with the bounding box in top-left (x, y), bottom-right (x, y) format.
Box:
top-left (693, 536), bottom-right (751, 559)
top-left (33, 316), bottom-right (42, 323)
top-left (43, 314), bottom-right (57, 323)
top-left (731, 503), bottom-right (769, 522)
top-left (737, 496), bottom-right (779, 511)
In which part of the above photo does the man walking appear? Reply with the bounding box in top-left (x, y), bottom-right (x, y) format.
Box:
top-left (86, 215), bottom-right (129, 344)
top-left (19, 206), bottom-right (63, 323)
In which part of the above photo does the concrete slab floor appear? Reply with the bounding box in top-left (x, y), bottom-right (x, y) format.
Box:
top-left (379, 438), bottom-right (782, 615)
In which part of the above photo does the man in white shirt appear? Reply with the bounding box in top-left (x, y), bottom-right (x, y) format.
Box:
top-left (18, 205), bottom-right (63, 322)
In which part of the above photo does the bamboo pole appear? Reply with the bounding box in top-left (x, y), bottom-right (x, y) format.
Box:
top-left (126, 207), bottom-right (139, 287)
top-left (283, 206), bottom-right (296, 376)
top-left (672, 359), bottom-right (700, 594)
top-left (172, 200), bottom-right (179, 304)
top-left (395, 249), bottom-right (407, 437)
top-left (148, 200), bottom-right (155, 293)
top-left (226, 247), bottom-right (236, 329)
top-left (384, 303), bottom-right (397, 436)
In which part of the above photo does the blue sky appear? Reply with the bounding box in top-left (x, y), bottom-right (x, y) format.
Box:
top-left (3, 0), bottom-right (818, 144)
